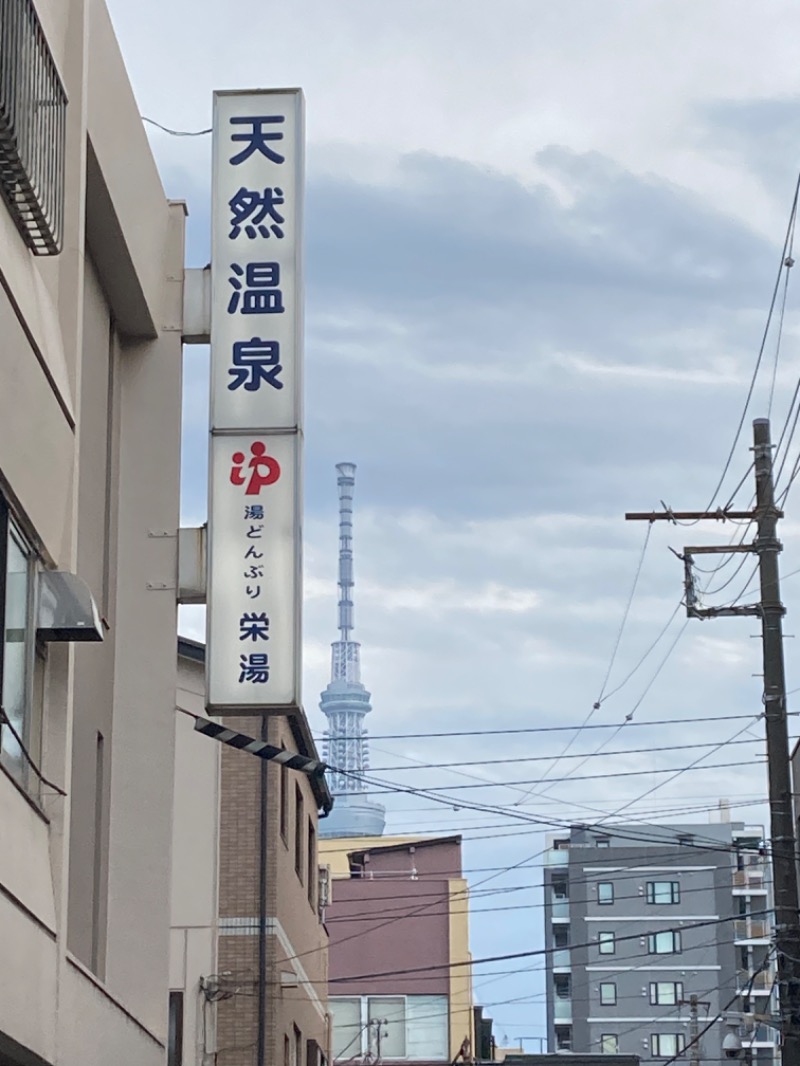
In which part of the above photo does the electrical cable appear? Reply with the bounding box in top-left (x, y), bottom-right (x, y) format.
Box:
top-left (141, 116), bottom-right (212, 136)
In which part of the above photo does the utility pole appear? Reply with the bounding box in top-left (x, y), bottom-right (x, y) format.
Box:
top-left (627, 417), bottom-right (800, 1066)
top-left (679, 995), bottom-right (707, 1066)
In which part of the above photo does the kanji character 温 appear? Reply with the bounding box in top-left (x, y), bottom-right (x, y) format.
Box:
top-left (229, 116), bottom-right (285, 166)
top-left (227, 262), bottom-right (284, 315)
top-left (229, 186), bottom-right (285, 239)
top-left (228, 337), bottom-right (283, 392)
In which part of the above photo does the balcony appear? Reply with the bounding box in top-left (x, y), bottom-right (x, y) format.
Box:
top-left (552, 949), bottom-right (571, 969)
top-left (551, 899), bottom-right (569, 921)
top-left (0, 0), bottom-right (67, 254)
top-left (734, 919), bottom-right (771, 943)
top-left (545, 848), bottom-right (570, 867)
top-left (733, 868), bottom-right (767, 892)
top-left (737, 969), bottom-right (774, 993)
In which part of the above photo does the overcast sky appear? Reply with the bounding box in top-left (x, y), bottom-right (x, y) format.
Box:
top-left (108, 0), bottom-right (800, 1043)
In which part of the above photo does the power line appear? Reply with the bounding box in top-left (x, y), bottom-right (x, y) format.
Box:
top-left (141, 116), bottom-right (212, 136)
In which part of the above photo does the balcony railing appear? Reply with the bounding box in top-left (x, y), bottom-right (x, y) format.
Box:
top-left (552, 949), bottom-right (571, 969)
top-left (734, 919), bottom-right (770, 942)
top-left (0, 0), bottom-right (66, 254)
top-left (737, 969), bottom-right (773, 992)
top-left (551, 899), bottom-right (569, 920)
top-left (553, 999), bottom-right (572, 1021)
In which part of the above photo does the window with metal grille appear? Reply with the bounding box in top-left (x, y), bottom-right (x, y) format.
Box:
top-left (0, 0), bottom-right (67, 254)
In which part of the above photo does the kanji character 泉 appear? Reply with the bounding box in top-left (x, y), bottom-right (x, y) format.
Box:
top-left (229, 186), bottom-right (285, 239)
top-left (230, 442), bottom-right (281, 495)
top-left (239, 612), bottom-right (270, 642)
top-left (239, 652), bottom-right (270, 684)
top-left (229, 116), bottom-right (285, 166)
top-left (227, 263), bottom-right (284, 315)
top-left (228, 337), bottom-right (283, 392)
top-left (246, 584), bottom-right (261, 599)
top-left (246, 524), bottom-right (263, 539)
top-left (244, 545), bottom-right (264, 561)
top-left (244, 505), bottom-right (264, 520)
top-left (244, 565), bottom-right (265, 580)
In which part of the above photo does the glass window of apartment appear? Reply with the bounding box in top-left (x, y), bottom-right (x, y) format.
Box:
top-left (651, 1034), bottom-right (685, 1057)
top-left (330, 998), bottom-right (362, 1059)
top-left (650, 982), bottom-right (683, 1006)
top-left (555, 1027), bottom-right (572, 1051)
top-left (307, 820), bottom-right (316, 909)
top-left (595, 836), bottom-right (611, 848)
top-left (1, 513), bottom-right (37, 785)
top-left (552, 877), bottom-right (569, 899)
top-left (368, 997), bottom-right (406, 1059)
top-left (554, 974), bottom-right (571, 999)
top-left (648, 930), bottom-right (681, 954)
top-left (647, 881), bottom-right (680, 905)
top-left (554, 925), bottom-right (569, 949)
top-left (597, 881), bottom-right (614, 905)
top-left (600, 1034), bottom-right (619, 1054)
top-left (599, 982), bottom-right (617, 1006)
top-left (295, 784), bottom-right (304, 880)
top-left (598, 931), bottom-right (615, 954)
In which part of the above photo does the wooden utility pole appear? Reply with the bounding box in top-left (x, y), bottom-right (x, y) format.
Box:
top-left (679, 996), bottom-right (707, 1066)
top-left (627, 417), bottom-right (800, 1066)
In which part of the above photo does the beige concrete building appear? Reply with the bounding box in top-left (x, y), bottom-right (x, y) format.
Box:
top-left (171, 639), bottom-right (333, 1066)
top-left (0, 0), bottom-right (185, 1062)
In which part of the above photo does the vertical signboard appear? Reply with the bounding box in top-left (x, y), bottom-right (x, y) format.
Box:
top-left (206, 89), bottom-right (304, 712)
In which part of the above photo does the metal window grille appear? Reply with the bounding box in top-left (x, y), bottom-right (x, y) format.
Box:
top-left (0, 0), bottom-right (66, 254)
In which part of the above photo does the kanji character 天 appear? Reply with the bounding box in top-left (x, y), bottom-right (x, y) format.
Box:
top-left (229, 116), bottom-right (285, 166)
top-left (239, 652), bottom-right (270, 684)
top-left (239, 612), bottom-right (270, 642)
top-left (229, 186), bottom-right (285, 239)
top-left (228, 337), bottom-right (283, 392)
top-left (227, 262), bottom-right (284, 315)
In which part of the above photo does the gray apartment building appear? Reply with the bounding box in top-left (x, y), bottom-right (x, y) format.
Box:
top-left (543, 823), bottom-right (778, 1064)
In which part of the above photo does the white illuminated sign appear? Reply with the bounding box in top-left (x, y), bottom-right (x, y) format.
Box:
top-left (206, 89), bottom-right (304, 712)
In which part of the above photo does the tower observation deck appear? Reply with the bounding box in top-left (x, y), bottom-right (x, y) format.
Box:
top-left (319, 463), bottom-right (386, 838)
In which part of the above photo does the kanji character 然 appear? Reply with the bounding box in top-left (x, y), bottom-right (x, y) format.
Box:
top-left (229, 187), bottom-right (285, 239)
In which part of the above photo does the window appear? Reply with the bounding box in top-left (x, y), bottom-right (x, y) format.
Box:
top-left (285, 1035), bottom-right (291, 1066)
top-left (647, 881), bottom-right (680, 905)
top-left (599, 982), bottom-right (617, 1006)
top-left (554, 925), bottom-right (569, 949)
top-left (307, 820), bottom-right (316, 909)
top-left (595, 836), bottom-right (611, 848)
top-left (555, 1027), bottom-right (572, 1051)
top-left (648, 930), bottom-right (681, 954)
top-left (294, 1025), bottom-right (303, 1066)
top-left (168, 991), bottom-right (184, 1066)
top-left (598, 931), bottom-right (615, 955)
top-left (600, 1034), bottom-right (619, 1054)
top-left (0, 0), bottom-right (67, 254)
top-left (0, 509), bottom-right (38, 786)
top-left (331, 996), bottom-right (448, 1061)
top-left (650, 982), bottom-right (683, 1006)
top-left (597, 881), bottom-right (614, 905)
top-left (295, 784), bottom-right (304, 881)
top-left (280, 747), bottom-right (289, 843)
top-left (651, 1034), bottom-right (685, 1058)
top-left (677, 834), bottom-right (694, 847)
top-left (552, 878), bottom-right (569, 900)
top-left (554, 974), bottom-right (571, 999)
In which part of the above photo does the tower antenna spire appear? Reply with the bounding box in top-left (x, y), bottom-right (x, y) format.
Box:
top-left (320, 463), bottom-right (386, 838)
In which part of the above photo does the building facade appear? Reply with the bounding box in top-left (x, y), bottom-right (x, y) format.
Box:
top-left (0, 0), bottom-right (186, 1062)
top-left (543, 823), bottom-right (778, 1065)
top-left (170, 639), bottom-right (333, 1066)
top-left (321, 834), bottom-right (474, 1066)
